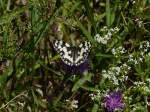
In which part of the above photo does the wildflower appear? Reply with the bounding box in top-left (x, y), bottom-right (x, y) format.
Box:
top-left (101, 26), bottom-right (108, 31)
top-left (104, 91), bottom-right (125, 112)
top-left (139, 41), bottom-right (150, 53)
top-left (95, 27), bottom-right (119, 45)
top-left (59, 59), bottom-right (90, 74)
top-left (130, 0), bottom-right (136, 4)
top-left (114, 27), bottom-right (119, 32)
top-left (110, 67), bottom-right (120, 74)
top-left (111, 46), bottom-right (127, 57)
top-left (111, 48), bottom-right (116, 55)
top-left (94, 33), bottom-right (111, 45)
top-left (89, 90), bottom-right (101, 100)
top-left (133, 81), bottom-right (150, 95)
top-left (127, 46), bottom-right (148, 64)
top-left (102, 63), bottom-right (131, 85)
top-left (66, 99), bottom-right (78, 110)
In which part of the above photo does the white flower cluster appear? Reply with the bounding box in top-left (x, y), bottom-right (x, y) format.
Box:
top-left (102, 63), bottom-right (131, 85)
top-left (139, 41), bottom-right (150, 53)
top-left (66, 99), bottom-right (78, 109)
top-left (89, 90), bottom-right (101, 101)
top-left (94, 26), bottom-right (119, 44)
top-left (89, 90), bottom-right (109, 105)
top-left (127, 54), bottom-right (141, 65)
top-left (130, 0), bottom-right (136, 4)
top-left (133, 79), bottom-right (150, 94)
top-left (128, 41), bottom-right (150, 65)
top-left (134, 81), bottom-right (145, 86)
top-left (112, 46), bottom-right (127, 57)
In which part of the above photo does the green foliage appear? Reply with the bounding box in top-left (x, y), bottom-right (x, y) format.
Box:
top-left (0, 0), bottom-right (150, 111)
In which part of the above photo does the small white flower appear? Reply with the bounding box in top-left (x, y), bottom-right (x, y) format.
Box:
top-left (111, 48), bottom-right (116, 55)
top-left (124, 76), bottom-right (128, 81)
top-left (107, 31), bottom-right (112, 38)
top-left (66, 99), bottom-right (78, 109)
top-left (110, 28), bottom-right (114, 32)
top-left (95, 34), bottom-right (100, 38)
top-left (95, 34), bottom-right (110, 44)
top-left (139, 57), bottom-right (143, 62)
top-left (95, 27), bottom-right (119, 44)
top-left (138, 21), bottom-right (143, 27)
top-left (114, 27), bottom-right (119, 32)
top-left (89, 90), bottom-right (102, 100)
top-left (132, 0), bottom-right (136, 4)
top-left (102, 63), bottom-right (131, 85)
top-left (101, 26), bottom-right (108, 31)
top-left (111, 46), bottom-right (127, 57)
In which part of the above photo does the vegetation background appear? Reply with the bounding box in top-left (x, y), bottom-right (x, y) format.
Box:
top-left (0, 0), bottom-right (150, 112)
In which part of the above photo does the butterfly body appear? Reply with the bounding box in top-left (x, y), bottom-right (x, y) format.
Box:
top-left (53, 40), bottom-right (91, 66)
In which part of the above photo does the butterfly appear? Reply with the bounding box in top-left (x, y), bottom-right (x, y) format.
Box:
top-left (53, 40), bottom-right (91, 66)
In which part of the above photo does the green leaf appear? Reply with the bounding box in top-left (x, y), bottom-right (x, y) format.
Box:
top-left (106, 0), bottom-right (115, 26)
top-left (32, 89), bottom-right (39, 105)
top-left (81, 85), bottom-right (98, 92)
top-left (92, 103), bottom-right (99, 112)
top-left (75, 17), bottom-right (93, 42)
top-left (0, 74), bottom-right (8, 88)
top-left (83, 0), bottom-right (96, 34)
top-left (96, 53), bottom-right (114, 58)
top-left (72, 73), bottom-right (92, 91)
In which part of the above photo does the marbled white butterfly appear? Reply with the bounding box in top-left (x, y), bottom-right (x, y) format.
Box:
top-left (53, 40), bottom-right (91, 66)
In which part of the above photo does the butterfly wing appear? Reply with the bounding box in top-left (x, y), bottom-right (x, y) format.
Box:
top-left (53, 40), bottom-right (74, 66)
top-left (74, 41), bottom-right (91, 66)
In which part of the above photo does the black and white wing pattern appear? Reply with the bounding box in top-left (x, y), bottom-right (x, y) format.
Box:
top-left (53, 40), bottom-right (73, 66)
top-left (53, 40), bottom-right (91, 66)
top-left (74, 41), bottom-right (91, 66)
